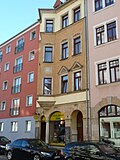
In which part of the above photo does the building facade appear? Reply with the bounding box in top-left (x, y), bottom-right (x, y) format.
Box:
top-left (0, 22), bottom-right (40, 141)
top-left (36, 0), bottom-right (88, 146)
top-left (88, 0), bottom-right (120, 146)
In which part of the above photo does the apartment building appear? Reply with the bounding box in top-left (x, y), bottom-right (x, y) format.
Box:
top-left (88, 0), bottom-right (120, 146)
top-left (0, 22), bottom-right (40, 141)
top-left (36, 0), bottom-right (88, 146)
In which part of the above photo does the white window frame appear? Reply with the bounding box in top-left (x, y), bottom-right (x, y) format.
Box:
top-left (0, 122), bottom-right (4, 132)
top-left (93, 0), bottom-right (116, 12)
top-left (95, 56), bottom-right (120, 85)
top-left (0, 101), bottom-right (6, 111)
top-left (93, 18), bottom-right (118, 46)
top-left (11, 121), bottom-right (18, 132)
top-left (26, 120), bottom-right (32, 132)
top-left (29, 50), bottom-right (35, 61)
top-left (30, 30), bottom-right (36, 40)
top-left (4, 62), bottom-right (10, 71)
top-left (2, 81), bottom-right (8, 90)
top-left (6, 45), bottom-right (11, 54)
top-left (26, 95), bottom-right (33, 106)
top-left (28, 72), bottom-right (34, 83)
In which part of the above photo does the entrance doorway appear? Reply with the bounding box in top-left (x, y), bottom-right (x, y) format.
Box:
top-left (41, 116), bottom-right (46, 142)
top-left (71, 110), bottom-right (83, 141)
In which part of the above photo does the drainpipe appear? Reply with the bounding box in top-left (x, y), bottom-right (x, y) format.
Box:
top-left (84, 0), bottom-right (92, 140)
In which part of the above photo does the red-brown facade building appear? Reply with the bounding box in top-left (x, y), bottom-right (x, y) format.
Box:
top-left (0, 22), bottom-right (40, 141)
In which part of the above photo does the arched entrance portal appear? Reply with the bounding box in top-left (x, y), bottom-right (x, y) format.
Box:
top-left (41, 116), bottom-right (46, 142)
top-left (71, 110), bottom-right (83, 142)
top-left (49, 111), bottom-right (65, 145)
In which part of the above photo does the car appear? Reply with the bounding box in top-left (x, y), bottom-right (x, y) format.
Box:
top-left (5, 138), bottom-right (65, 160)
top-left (0, 136), bottom-right (11, 155)
top-left (61, 141), bottom-right (120, 160)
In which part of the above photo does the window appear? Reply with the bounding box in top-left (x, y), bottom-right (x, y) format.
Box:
top-left (95, 0), bottom-right (103, 11)
top-left (44, 46), bottom-right (53, 62)
top-left (29, 50), bottom-right (35, 61)
top-left (74, 71), bottom-right (81, 91)
top-left (15, 38), bottom-right (24, 53)
top-left (105, 0), bottom-right (114, 7)
top-left (107, 21), bottom-right (116, 42)
top-left (94, 0), bottom-right (115, 12)
top-left (0, 122), bottom-right (4, 132)
top-left (26, 120), bottom-right (31, 132)
top-left (0, 101), bottom-right (6, 111)
top-left (74, 7), bottom-right (80, 22)
top-left (96, 26), bottom-right (105, 45)
top-left (30, 30), bottom-right (36, 40)
top-left (73, 36), bottom-right (81, 55)
top-left (3, 81), bottom-right (8, 90)
top-left (62, 14), bottom-right (68, 28)
top-left (10, 99), bottom-right (20, 116)
top-left (43, 78), bottom-right (52, 95)
top-left (14, 57), bottom-right (23, 73)
top-left (95, 19), bottom-right (117, 46)
top-left (109, 59), bottom-right (119, 83)
top-left (6, 45), bottom-right (11, 54)
top-left (61, 75), bottom-right (68, 93)
top-left (98, 63), bottom-right (107, 85)
top-left (26, 95), bottom-right (33, 106)
top-left (0, 51), bottom-right (2, 62)
top-left (12, 77), bottom-right (21, 94)
top-left (46, 20), bottom-right (53, 32)
top-left (11, 122), bottom-right (18, 132)
top-left (61, 42), bottom-right (68, 59)
top-left (4, 62), bottom-right (10, 71)
top-left (97, 58), bottom-right (120, 85)
top-left (28, 72), bottom-right (34, 83)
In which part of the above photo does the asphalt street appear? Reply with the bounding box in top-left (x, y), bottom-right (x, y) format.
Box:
top-left (0, 155), bottom-right (7, 160)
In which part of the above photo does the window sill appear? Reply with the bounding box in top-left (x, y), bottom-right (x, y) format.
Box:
top-left (94, 39), bottom-right (118, 49)
top-left (96, 81), bottom-right (120, 88)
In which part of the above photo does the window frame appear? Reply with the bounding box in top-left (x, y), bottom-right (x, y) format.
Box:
top-left (46, 19), bottom-right (54, 32)
top-left (0, 122), bottom-right (4, 132)
top-left (11, 121), bottom-right (18, 132)
top-left (0, 50), bottom-right (2, 62)
top-left (28, 72), bottom-right (34, 83)
top-left (4, 62), bottom-right (10, 71)
top-left (43, 77), bottom-right (52, 95)
top-left (26, 95), bottom-right (33, 106)
top-left (26, 120), bottom-right (32, 132)
top-left (73, 36), bottom-right (81, 55)
top-left (2, 81), bottom-right (8, 90)
top-left (62, 13), bottom-right (68, 29)
top-left (44, 46), bottom-right (53, 63)
top-left (61, 41), bottom-right (68, 60)
top-left (29, 50), bottom-right (35, 61)
top-left (61, 75), bottom-right (68, 93)
top-left (6, 45), bottom-right (11, 54)
top-left (0, 101), bottom-right (6, 111)
top-left (74, 71), bottom-right (82, 91)
top-left (74, 6), bottom-right (80, 22)
top-left (30, 30), bottom-right (36, 40)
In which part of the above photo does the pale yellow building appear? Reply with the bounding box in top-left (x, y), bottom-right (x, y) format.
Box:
top-left (36, 0), bottom-right (88, 146)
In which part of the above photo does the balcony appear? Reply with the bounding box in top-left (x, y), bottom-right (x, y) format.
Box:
top-left (10, 107), bottom-right (20, 116)
top-left (11, 85), bottom-right (21, 94)
top-left (13, 63), bottom-right (23, 73)
top-left (15, 43), bottom-right (24, 54)
top-left (37, 91), bottom-right (86, 110)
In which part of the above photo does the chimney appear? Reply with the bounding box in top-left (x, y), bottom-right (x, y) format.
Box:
top-left (53, 0), bottom-right (63, 9)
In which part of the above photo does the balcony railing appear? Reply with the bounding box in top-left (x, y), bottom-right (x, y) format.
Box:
top-left (11, 85), bottom-right (21, 94)
top-left (13, 63), bottom-right (23, 73)
top-left (15, 43), bottom-right (24, 54)
top-left (10, 107), bottom-right (20, 116)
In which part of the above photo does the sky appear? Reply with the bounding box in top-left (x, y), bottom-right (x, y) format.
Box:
top-left (0, 0), bottom-right (55, 44)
